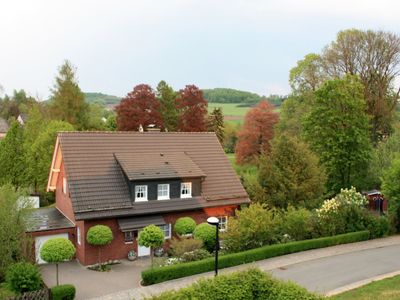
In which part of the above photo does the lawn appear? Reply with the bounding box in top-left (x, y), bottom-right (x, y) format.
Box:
top-left (331, 275), bottom-right (400, 300)
top-left (209, 102), bottom-right (280, 125)
top-left (226, 153), bottom-right (258, 176)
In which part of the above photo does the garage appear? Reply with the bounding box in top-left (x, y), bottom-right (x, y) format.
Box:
top-left (35, 233), bottom-right (69, 264)
top-left (26, 207), bottom-right (75, 264)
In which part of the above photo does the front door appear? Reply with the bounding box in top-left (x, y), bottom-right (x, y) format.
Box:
top-left (137, 229), bottom-right (151, 257)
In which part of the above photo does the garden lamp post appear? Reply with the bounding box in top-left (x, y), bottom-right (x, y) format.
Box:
top-left (207, 216), bottom-right (220, 276)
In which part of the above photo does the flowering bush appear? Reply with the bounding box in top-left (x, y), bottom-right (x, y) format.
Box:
top-left (315, 187), bottom-right (369, 236)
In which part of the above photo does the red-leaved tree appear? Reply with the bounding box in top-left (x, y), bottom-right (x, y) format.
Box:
top-left (115, 84), bottom-right (163, 131)
top-left (176, 85), bottom-right (208, 132)
top-left (235, 101), bottom-right (279, 165)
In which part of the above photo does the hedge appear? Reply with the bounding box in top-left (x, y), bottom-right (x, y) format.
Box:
top-left (51, 284), bottom-right (76, 300)
top-left (147, 268), bottom-right (324, 300)
top-left (142, 230), bottom-right (370, 285)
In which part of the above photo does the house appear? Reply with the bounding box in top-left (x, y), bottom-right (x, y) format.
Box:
top-left (0, 117), bottom-right (9, 140)
top-left (28, 132), bottom-right (250, 265)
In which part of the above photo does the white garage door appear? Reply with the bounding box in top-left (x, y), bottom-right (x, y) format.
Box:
top-left (35, 233), bottom-right (69, 264)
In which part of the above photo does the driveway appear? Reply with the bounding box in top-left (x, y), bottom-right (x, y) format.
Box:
top-left (40, 258), bottom-right (150, 300)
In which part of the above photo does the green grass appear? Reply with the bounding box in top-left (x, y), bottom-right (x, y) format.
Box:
top-left (208, 103), bottom-right (251, 117)
top-left (226, 153), bottom-right (258, 176)
top-left (331, 275), bottom-right (400, 300)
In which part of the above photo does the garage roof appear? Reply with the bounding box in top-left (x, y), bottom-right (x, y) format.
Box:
top-left (26, 207), bottom-right (75, 232)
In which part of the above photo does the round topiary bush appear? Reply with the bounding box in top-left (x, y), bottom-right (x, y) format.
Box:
top-left (138, 225), bottom-right (165, 267)
top-left (40, 238), bottom-right (76, 286)
top-left (51, 284), bottom-right (76, 300)
top-left (87, 225), bottom-right (114, 268)
top-left (174, 217), bottom-right (196, 235)
top-left (86, 225), bottom-right (113, 246)
top-left (6, 262), bottom-right (43, 293)
top-left (193, 223), bottom-right (216, 252)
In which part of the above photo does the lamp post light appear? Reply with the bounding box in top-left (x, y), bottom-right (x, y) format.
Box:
top-left (207, 216), bottom-right (220, 276)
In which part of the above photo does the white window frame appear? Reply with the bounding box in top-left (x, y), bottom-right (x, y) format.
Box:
top-left (158, 224), bottom-right (171, 239)
top-left (135, 185), bottom-right (148, 202)
top-left (180, 182), bottom-right (192, 198)
top-left (124, 231), bottom-right (134, 243)
top-left (218, 216), bottom-right (228, 232)
top-left (63, 177), bottom-right (67, 194)
top-left (77, 226), bottom-right (81, 245)
top-left (157, 184), bottom-right (170, 200)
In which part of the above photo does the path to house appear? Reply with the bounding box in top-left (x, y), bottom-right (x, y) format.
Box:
top-left (41, 235), bottom-right (400, 300)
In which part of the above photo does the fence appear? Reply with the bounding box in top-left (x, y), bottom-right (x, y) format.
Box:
top-left (8, 288), bottom-right (51, 300)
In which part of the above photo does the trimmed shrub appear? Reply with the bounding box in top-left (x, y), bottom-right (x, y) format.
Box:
top-left (174, 217), bottom-right (196, 235)
top-left (86, 225), bottom-right (113, 267)
top-left (51, 284), bottom-right (76, 300)
top-left (222, 204), bottom-right (280, 253)
top-left (40, 238), bottom-right (75, 285)
top-left (169, 238), bottom-right (203, 258)
top-left (280, 206), bottom-right (314, 241)
top-left (147, 268), bottom-right (323, 299)
top-left (193, 223), bottom-right (216, 252)
top-left (142, 230), bottom-right (370, 285)
top-left (138, 225), bottom-right (164, 267)
top-left (5, 262), bottom-right (42, 293)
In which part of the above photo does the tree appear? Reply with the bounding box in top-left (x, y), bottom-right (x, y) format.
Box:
top-left (27, 121), bottom-right (74, 194)
top-left (322, 29), bottom-right (400, 142)
top-left (208, 107), bottom-right (224, 144)
top-left (0, 120), bottom-right (25, 188)
top-left (235, 101), bottom-right (279, 164)
top-left (40, 238), bottom-right (75, 285)
top-left (86, 103), bottom-right (107, 131)
top-left (303, 75), bottom-right (372, 192)
top-left (137, 225), bottom-right (164, 267)
top-left (156, 81), bottom-right (178, 131)
top-left (382, 157), bottom-right (400, 231)
top-left (222, 204), bottom-right (279, 253)
top-left (105, 114), bottom-right (117, 131)
top-left (275, 94), bottom-right (312, 137)
top-left (289, 53), bottom-right (326, 93)
top-left (176, 85), bottom-right (208, 132)
top-left (258, 135), bottom-right (326, 209)
top-left (23, 106), bottom-right (47, 192)
top-left (222, 122), bottom-right (239, 153)
top-left (193, 223), bottom-right (216, 252)
top-left (115, 84), bottom-right (163, 131)
top-left (174, 217), bottom-right (196, 236)
top-left (0, 185), bottom-right (31, 280)
top-left (86, 225), bottom-right (113, 268)
top-left (50, 60), bottom-right (88, 129)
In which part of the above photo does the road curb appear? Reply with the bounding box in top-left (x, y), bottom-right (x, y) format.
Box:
top-left (325, 270), bottom-right (400, 296)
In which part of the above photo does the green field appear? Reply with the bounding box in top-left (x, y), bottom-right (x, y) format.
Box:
top-left (208, 103), bottom-right (252, 124)
top-left (331, 274), bottom-right (400, 300)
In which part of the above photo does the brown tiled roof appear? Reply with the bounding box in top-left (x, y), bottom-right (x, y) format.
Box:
top-left (59, 132), bottom-right (250, 219)
top-left (114, 152), bottom-right (205, 181)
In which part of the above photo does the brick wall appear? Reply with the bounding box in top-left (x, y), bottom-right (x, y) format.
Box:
top-left (55, 162), bottom-right (75, 223)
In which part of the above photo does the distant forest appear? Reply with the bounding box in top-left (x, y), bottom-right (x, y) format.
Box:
top-left (84, 89), bottom-right (286, 107)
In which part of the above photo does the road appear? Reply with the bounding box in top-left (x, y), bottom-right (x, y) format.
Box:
top-left (270, 244), bottom-right (400, 294)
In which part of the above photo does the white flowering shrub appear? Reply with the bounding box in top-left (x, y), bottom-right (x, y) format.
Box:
top-left (315, 187), bottom-right (368, 236)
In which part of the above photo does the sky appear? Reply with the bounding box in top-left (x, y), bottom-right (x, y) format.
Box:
top-left (1, 0), bottom-right (400, 100)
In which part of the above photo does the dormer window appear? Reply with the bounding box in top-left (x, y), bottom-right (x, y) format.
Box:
top-left (157, 184), bottom-right (169, 200)
top-left (135, 185), bottom-right (147, 202)
top-left (181, 182), bottom-right (192, 198)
